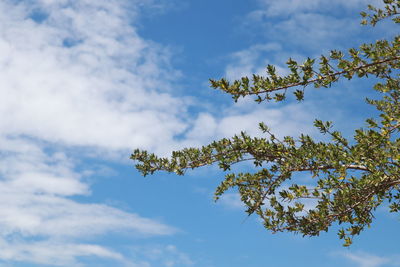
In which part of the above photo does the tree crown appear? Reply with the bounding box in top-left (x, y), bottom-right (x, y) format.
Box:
top-left (131, 0), bottom-right (400, 246)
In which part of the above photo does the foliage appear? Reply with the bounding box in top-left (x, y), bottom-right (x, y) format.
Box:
top-left (131, 0), bottom-right (400, 246)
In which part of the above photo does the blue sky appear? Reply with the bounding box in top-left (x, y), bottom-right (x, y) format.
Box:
top-left (0, 0), bottom-right (399, 266)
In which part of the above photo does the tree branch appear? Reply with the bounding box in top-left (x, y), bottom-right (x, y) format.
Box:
top-left (231, 56), bottom-right (400, 96)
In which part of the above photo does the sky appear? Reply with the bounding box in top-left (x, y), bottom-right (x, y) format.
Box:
top-left (0, 0), bottom-right (399, 266)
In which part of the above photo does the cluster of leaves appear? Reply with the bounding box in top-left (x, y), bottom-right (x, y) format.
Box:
top-left (361, 0), bottom-right (400, 25)
top-left (132, 0), bottom-right (400, 246)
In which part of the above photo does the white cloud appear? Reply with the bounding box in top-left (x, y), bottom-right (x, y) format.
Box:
top-left (0, 136), bottom-right (177, 266)
top-left (216, 104), bottom-right (314, 138)
top-left (215, 0), bottom-right (388, 148)
top-left (184, 113), bottom-right (218, 144)
top-left (0, 240), bottom-right (124, 267)
top-left (225, 43), bottom-right (284, 81)
top-left (0, 137), bottom-right (88, 196)
top-left (0, 191), bottom-right (176, 238)
top-left (132, 244), bottom-right (194, 267)
top-left (228, 0), bottom-right (386, 85)
top-left (338, 251), bottom-right (397, 267)
top-left (0, 0), bottom-right (184, 265)
top-left (184, 103), bottom-right (316, 148)
top-left (254, 0), bottom-right (376, 17)
top-left (0, 0), bottom-right (187, 153)
top-left (243, 0), bottom-right (393, 57)
top-left (218, 192), bottom-right (245, 210)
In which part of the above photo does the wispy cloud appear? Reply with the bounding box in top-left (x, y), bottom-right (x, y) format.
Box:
top-left (0, 240), bottom-right (125, 267)
top-left (336, 251), bottom-right (400, 267)
top-left (217, 192), bottom-right (245, 210)
top-left (232, 0), bottom-right (375, 77)
top-left (0, 136), bottom-right (177, 266)
top-left (214, 0), bottom-right (389, 144)
top-left (132, 244), bottom-right (195, 267)
top-left (183, 104), bottom-right (316, 149)
top-left (253, 0), bottom-right (373, 18)
top-left (224, 43), bottom-right (284, 80)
